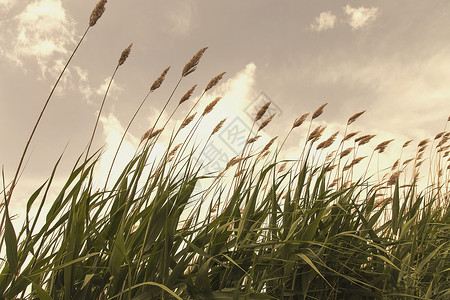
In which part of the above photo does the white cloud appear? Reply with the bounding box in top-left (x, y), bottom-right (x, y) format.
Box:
top-left (0, 0), bottom-right (76, 77)
top-left (343, 5), bottom-right (379, 30)
top-left (95, 77), bottom-right (124, 101)
top-left (95, 63), bottom-right (262, 189)
top-left (96, 113), bottom-right (140, 187)
top-left (0, 0), bottom-right (15, 13)
top-left (310, 11), bottom-right (337, 32)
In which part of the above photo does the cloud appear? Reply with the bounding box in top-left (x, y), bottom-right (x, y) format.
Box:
top-left (0, 0), bottom-right (15, 13)
top-left (0, 0), bottom-right (76, 77)
top-left (307, 51), bottom-right (450, 139)
top-left (94, 63), bottom-right (263, 189)
top-left (343, 5), bottom-right (379, 30)
top-left (96, 113), bottom-right (140, 186)
top-left (165, 1), bottom-right (197, 36)
top-left (310, 11), bottom-right (337, 32)
top-left (95, 77), bottom-right (124, 102)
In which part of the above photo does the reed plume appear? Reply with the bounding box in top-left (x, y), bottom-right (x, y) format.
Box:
top-left (89, 0), bottom-right (107, 27)
top-left (317, 131), bottom-right (339, 150)
top-left (182, 47), bottom-right (208, 77)
top-left (375, 139), bottom-right (394, 153)
top-left (343, 131), bottom-right (360, 141)
top-left (418, 139), bottom-right (430, 148)
top-left (292, 113), bottom-right (309, 128)
top-left (339, 147), bottom-right (353, 159)
top-left (181, 112), bottom-right (197, 129)
top-left (255, 102), bottom-right (271, 122)
top-left (403, 140), bottom-right (413, 148)
top-left (261, 137), bottom-right (278, 153)
top-left (118, 43), bottom-right (133, 66)
top-left (180, 85), bottom-right (197, 105)
top-left (312, 103), bottom-right (328, 119)
top-left (357, 135), bottom-right (376, 146)
top-left (347, 110), bottom-right (366, 125)
top-left (150, 66), bottom-right (170, 92)
top-left (247, 135), bottom-right (261, 144)
top-left (387, 171), bottom-right (401, 185)
top-left (258, 113), bottom-right (276, 132)
top-left (211, 118), bottom-right (226, 136)
top-left (202, 97), bottom-right (221, 116)
top-left (205, 72), bottom-right (226, 92)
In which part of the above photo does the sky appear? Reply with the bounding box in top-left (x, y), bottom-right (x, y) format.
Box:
top-left (1, 0), bottom-right (450, 215)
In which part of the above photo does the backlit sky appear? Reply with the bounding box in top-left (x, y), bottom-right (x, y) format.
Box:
top-left (1, 0), bottom-right (450, 213)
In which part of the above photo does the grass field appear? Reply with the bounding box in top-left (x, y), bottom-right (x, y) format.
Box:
top-left (1, 1), bottom-right (449, 299)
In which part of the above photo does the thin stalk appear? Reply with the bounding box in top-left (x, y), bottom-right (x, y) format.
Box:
top-left (6, 26), bottom-right (90, 207)
top-left (85, 64), bottom-right (119, 164)
top-left (103, 89), bottom-right (153, 192)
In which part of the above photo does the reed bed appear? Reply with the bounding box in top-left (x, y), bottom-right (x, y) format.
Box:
top-left (1, 2), bottom-right (449, 299)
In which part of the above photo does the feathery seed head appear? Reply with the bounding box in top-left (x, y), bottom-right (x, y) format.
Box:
top-left (347, 110), bottom-right (366, 125)
top-left (169, 143), bottom-right (182, 157)
top-left (205, 72), bottom-right (226, 92)
top-left (292, 113), bottom-right (309, 129)
top-left (354, 134), bottom-right (371, 143)
top-left (149, 128), bottom-right (163, 139)
top-left (141, 128), bottom-right (163, 142)
top-left (340, 147), bottom-right (353, 159)
top-left (118, 43), bottom-right (132, 66)
top-left (325, 150), bottom-right (337, 162)
top-left (391, 159), bottom-right (400, 170)
top-left (150, 66), bottom-right (170, 91)
top-left (403, 140), bottom-right (413, 148)
top-left (211, 118), bottom-right (226, 135)
top-left (255, 102), bottom-right (271, 122)
top-left (375, 139), bottom-right (394, 153)
top-left (435, 131), bottom-right (445, 140)
top-left (437, 136), bottom-right (449, 147)
top-left (258, 113), bottom-right (276, 132)
top-left (313, 126), bottom-right (327, 142)
top-left (202, 97), bottom-right (221, 116)
top-left (182, 47), bottom-right (208, 77)
top-left (312, 103), bottom-right (327, 119)
top-left (89, 0), bottom-right (107, 27)
top-left (343, 164), bottom-right (352, 171)
top-left (403, 158), bottom-right (413, 166)
top-left (317, 131), bottom-right (339, 150)
top-left (181, 112), bottom-right (197, 129)
top-left (278, 162), bottom-right (288, 173)
top-left (141, 130), bottom-right (150, 142)
top-left (247, 135), bottom-right (261, 144)
top-left (259, 150), bottom-right (271, 161)
top-left (343, 131), bottom-right (360, 142)
top-left (262, 137), bottom-right (278, 153)
top-left (351, 156), bottom-right (367, 166)
top-left (326, 164), bottom-right (337, 172)
top-left (387, 171), bottom-right (401, 185)
top-left (418, 145), bottom-right (427, 154)
top-left (418, 139), bottom-right (429, 148)
top-left (179, 85), bottom-right (196, 105)
top-left (308, 126), bottom-right (322, 142)
top-left (226, 156), bottom-right (243, 169)
top-left (357, 134), bottom-right (376, 146)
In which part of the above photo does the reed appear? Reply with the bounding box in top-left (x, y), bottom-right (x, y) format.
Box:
top-left (1, 5), bottom-right (449, 300)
